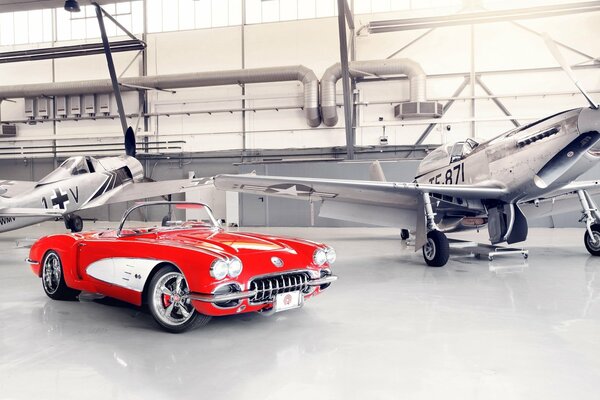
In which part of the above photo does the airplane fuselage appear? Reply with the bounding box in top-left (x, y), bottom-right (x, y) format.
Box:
top-left (415, 108), bottom-right (600, 206)
top-left (0, 155), bottom-right (143, 233)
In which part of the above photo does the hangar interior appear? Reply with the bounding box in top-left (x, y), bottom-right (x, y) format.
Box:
top-left (1, 1), bottom-right (600, 399)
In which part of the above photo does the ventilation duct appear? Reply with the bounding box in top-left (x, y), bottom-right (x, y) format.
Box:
top-left (0, 65), bottom-right (321, 127)
top-left (320, 58), bottom-right (440, 127)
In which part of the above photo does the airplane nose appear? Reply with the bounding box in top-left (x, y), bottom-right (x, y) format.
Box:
top-left (577, 107), bottom-right (600, 135)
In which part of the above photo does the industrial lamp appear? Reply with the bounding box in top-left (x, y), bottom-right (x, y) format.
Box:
top-left (64, 0), bottom-right (81, 12)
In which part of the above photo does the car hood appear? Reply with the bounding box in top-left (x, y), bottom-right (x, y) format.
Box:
top-left (158, 229), bottom-right (298, 257)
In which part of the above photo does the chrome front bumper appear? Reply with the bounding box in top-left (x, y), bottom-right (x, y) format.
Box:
top-left (189, 274), bottom-right (338, 303)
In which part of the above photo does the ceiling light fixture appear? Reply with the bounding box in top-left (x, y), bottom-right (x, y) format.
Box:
top-left (64, 0), bottom-right (81, 12)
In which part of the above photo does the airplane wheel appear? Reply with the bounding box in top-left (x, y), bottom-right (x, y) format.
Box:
top-left (401, 229), bottom-right (410, 240)
top-left (584, 224), bottom-right (600, 256)
top-left (64, 214), bottom-right (83, 233)
top-left (147, 265), bottom-right (211, 333)
top-left (422, 230), bottom-right (450, 267)
top-left (41, 251), bottom-right (80, 301)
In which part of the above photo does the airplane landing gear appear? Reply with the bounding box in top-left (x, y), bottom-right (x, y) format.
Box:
top-left (401, 229), bottom-right (410, 240)
top-left (577, 190), bottom-right (600, 257)
top-left (584, 224), bottom-right (600, 256)
top-left (64, 214), bottom-right (83, 233)
top-left (423, 230), bottom-right (450, 267)
top-left (421, 192), bottom-right (449, 267)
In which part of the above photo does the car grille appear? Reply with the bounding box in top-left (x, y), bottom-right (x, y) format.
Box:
top-left (249, 272), bottom-right (310, 304)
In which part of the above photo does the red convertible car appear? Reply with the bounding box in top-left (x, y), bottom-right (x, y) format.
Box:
top-left (27, 201), bottom-right (337, 333)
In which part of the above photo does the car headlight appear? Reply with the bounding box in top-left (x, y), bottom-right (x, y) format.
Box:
top-left (326, 247), bottom-right (336, 264)
top-left (210, 259), bottom-right (229, 280)
top-left (313, 248), bottom-right (327, 266)
top-left (228, 257), bottom-right (243, 278)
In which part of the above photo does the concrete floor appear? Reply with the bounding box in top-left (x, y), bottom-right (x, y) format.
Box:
top-left (1, 223), bottom-right (600, 400)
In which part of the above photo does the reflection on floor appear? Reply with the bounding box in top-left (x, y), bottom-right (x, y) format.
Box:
top-left (1, 223), bottom-right (600, 400)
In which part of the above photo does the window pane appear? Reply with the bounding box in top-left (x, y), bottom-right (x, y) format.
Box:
top-left (147, 0), bottom-right (163, 32)
top-left (354, 0), bottom-right (371, 14)
top-left (0, 13), bottom-right (14, 45)
top-left (71, 18), bottom-right (86, 39)
top-left (131, 1), bottom-right (144, 33)
top-left (228, 0), bottom-right (242, 25)
top-left (179, 0), bottom-right (195, 30)
top-left (279, 0), bottom-right (297, 21)
top-left (28, 10), bottom-right (44, 43)
top-left (371, 0), bottom-right (391, 13)
top-left (316, 0), bottom-right (335, 17)
top-left (261, 0), bottom-right (279, 23)
top-left (297, 0), bottom-right (316, 19)
top-left (390, 0), bottom-right (410, 11)
top-left (162, 0), bottom-right (179, 31)
top-left (245, 0), bottom-right (261, 24)
top-left (42, 9), bottom-right (53, 42)
top-left (116, 14), bottom-right (132, 35)
top-left (195, 0), bottom-right (212, 28)
top-left (116, 2), bottom-right (132, 14)
top-left (14, 12), bottom-right (29, 44)
top-left (86, 17), bottom-right (101, 38)
top-left (212, 0), bottom-right (229, 27)
top-left (56, 8), bottom-right (71, 41)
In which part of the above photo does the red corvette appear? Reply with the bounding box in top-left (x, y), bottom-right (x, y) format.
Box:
top-left (27, 201), bottom-right (337, 333)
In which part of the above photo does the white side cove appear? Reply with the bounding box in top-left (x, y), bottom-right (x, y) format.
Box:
top-left (86, 258), bottom-right (163, 292)
top-left (320, 59), bottom-right (428, 126)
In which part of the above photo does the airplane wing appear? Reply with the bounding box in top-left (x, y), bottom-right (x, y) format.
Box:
top-left (0, 208), bottom-right (64, 217)
top-left (0, 180), bottom-right (38, 198)
top-left (80, 177), bottom-right (213, 210)
top-left (520, 180), bottom-right (600, 220)
top-left (214, 173), bottom-right (506, 249)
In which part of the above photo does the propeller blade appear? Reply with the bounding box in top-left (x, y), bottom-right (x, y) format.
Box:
top-left (124, 126), bottom-right (136, 158)
top-left (542, 33), bottom-right (598, 109)
top-left (534, 130), bottom-right (600, 189)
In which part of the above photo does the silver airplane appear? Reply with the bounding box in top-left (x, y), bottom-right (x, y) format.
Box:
top-left (0, 128), bottom-right (207, 233)
top-left (214, 35), bottom-right (600, 267)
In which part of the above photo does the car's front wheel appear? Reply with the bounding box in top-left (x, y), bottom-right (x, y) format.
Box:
top-left (147, 265), bottom-right (211, 333)
top-left (41, 251), bottom-right (80, 300)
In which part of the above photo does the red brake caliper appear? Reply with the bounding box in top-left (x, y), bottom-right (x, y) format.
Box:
top-left (162, 294), bottom-right (171, 308)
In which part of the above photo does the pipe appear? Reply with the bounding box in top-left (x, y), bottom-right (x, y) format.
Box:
top-left (320, 59), bottom-right (427, 126)
top-left (0, 65), bottom-right (321, 127)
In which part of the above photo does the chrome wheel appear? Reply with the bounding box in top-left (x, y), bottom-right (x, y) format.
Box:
top-left (423, 238), bottom-right (436, 261)
top-left (151, 272), bottom-right (195, 327)
top-left (42, 252), bottom-right (61, 295)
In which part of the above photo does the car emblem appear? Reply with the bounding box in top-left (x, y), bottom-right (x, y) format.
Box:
top-left (271, 257), bottom-right (284, 268)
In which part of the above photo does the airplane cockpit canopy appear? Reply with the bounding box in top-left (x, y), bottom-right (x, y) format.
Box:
top-left (37, 156), bottom-right (98, 185)
top-left (416, 138), bottom-right (481, 177)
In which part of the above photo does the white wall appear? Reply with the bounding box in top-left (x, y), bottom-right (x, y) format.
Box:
top-left (0, 8), bottom-right (599, 157)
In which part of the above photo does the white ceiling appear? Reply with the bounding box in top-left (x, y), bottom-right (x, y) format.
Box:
top-left (0, 0), bottom-right (131, 13)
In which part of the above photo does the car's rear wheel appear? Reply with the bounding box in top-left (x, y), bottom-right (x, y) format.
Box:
top-left (41, 251), bottom-right (80, 300)
top-left (147, 265), bottom-right (211, 333)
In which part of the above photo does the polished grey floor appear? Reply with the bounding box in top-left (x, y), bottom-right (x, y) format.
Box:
top-left (1, 223), bottom-right (600, 400)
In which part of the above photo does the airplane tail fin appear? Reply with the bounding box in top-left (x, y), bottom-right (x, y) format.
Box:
top-left (369, 160), bottom-right (387, 182)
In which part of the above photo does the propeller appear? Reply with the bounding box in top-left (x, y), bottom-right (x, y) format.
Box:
top-left (542, 33), bottom-right (598, 109)
top-left (124, 126), bottom-right (136, 158)
top-left (533, 34), bottom-right (600, 188)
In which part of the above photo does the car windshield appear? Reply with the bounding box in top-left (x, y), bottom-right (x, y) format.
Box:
top-left (118, 202), bottom-right (220, 236)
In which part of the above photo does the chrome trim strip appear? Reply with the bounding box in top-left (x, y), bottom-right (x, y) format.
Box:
top-left (25, 258), bottom-right (39, 264)
top-left (306, 275), bottom-right (338, 286)
top-left (189, 289), bottom-right (258, 303)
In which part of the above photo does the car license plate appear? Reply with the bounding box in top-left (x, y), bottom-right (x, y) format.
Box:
top-left (274, 291), bottom-right (302, 312)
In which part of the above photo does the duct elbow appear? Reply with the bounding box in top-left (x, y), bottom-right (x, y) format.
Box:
top-left (321, 107), bottom-right (339, 127)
